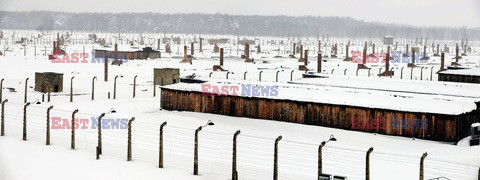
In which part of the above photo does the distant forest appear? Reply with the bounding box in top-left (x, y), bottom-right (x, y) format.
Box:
top-left (0, 11), bottom-right (479, 40)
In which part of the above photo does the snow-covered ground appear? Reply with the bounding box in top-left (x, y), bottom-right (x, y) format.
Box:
top-left (0, 31), bottom-right (480, 180)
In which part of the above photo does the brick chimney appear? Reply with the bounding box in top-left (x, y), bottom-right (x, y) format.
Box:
top-left (440, 52), bottom-right (445, 71)
top-left (334, 44), bottom-right (338, 56)
top-left (385, 46), bottom-right (390, 71)
top-left (183, 46), bottom-right (188, 61)
top-left (317, 53), bottom-right (322, 73)
top-left (346, 44), bottom-right (349, 59)
top-left (411, 48), bottom-right (416, 64)
top-left (379, 46), bottom-right (393, 77)
top-left (191, 42), bottom-right (194, 56)
top-left (299, 45), bottom-right (304, 62)
top-left (199, 38), bottom-right (203, 52)
top-left (456, 45), bottom-right (459, 63)
top-left (363, 47), bottom-right (367, 64)
top-left (372, 43), bottom-right (376, 54)
top-left (423, 45), bottom-right (427, 57)
top-left (245, 43), bottom-right (250, 60)
top-left (220, 48), bottom-right (224, 66)
top-left (293, 43), bottom-right (296, 56)
top-left (53, 41), bottom-right (57, 55)
top-left (304, 50), bottom-right (308, 66)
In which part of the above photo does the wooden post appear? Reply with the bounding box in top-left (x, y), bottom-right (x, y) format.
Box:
top-left (1, 99), bottom-right (7, 136)
top-left (24, 78), bottom-right (29, 104)
top-left (153, 76), bottom-right (157, 97)
top-left (96, 146), bottom-right (100, 160)
top-left (366, 147), bottom-right (374, 180)
top-left (430, 66), bottom-right (434, 81)
top-left (98, 113), bottom-right (105, 155)
top-left (71, 109), bottom-right (79, 149)
top-left (194, 126), bottom-right (202, 175)
top-left (419, 152), bottom-right (428, 180)
top-left (159, 122), bottom-right (167, 168)
top-left (70, 76), bottom-right (74, 102)
top-left (232, 130), bottom-right (241, 180)
top-left (411, 67), bottom-right (414, 80)
top-left (291, 70), bottom-right (294, 81)
top-left (23, 102), bottom-right (31, 141)
top-left (318, 141), bottom-right (326, 179)
top-left (46, 105), bottom-right (53, 145)
top-left (0, 78), bottom-right (3, 103)
top-left (273, 136), bottom-right (282, 180)
top-left (92, 76), bottom-right (97, 100)
top-left (276, 71), bottom-right (280, 82)
top-left (133, 75), bottom-right (137, 98)
top-left (127, 117), bottom-right (135, 161)
top-left (114, 76), bottom-right (118, 99)
top-left (401, 67), bottom-right (405, 79)
top-left (420, 67), bottom-right (424, 81)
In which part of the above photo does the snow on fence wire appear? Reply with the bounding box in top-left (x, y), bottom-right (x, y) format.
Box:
top-left (0, 101), bottom-right (478, 180)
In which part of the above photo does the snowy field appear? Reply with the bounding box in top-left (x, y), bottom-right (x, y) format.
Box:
top-left (0, 30), bottom-right (479, 180)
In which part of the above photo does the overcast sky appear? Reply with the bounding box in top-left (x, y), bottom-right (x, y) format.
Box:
top-left (1, 0), bottom-right (479, 28)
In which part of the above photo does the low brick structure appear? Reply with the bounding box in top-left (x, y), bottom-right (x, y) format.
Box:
top-left (34, 72), bottom-right (64, 92)
top-left (154, 68), bottom-right (180, 86)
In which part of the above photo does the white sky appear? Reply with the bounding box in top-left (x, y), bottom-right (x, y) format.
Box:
top-left (0, 0), bottom-right (479, 28)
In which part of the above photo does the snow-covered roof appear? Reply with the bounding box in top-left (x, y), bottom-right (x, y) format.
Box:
top-left (162, 78), bottom-right (478, 115)
top-left (294, 74), bottom-right (480, 101)
top-left (94, 45), bottom-right (147, 52)
top-left (438, 67), bottom-right (480, 76)
top-left (472, 123), bottom-right (480, 128)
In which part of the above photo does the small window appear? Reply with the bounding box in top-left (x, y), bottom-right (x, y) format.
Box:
top-left (473, 127), bottom-right (480, 135)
